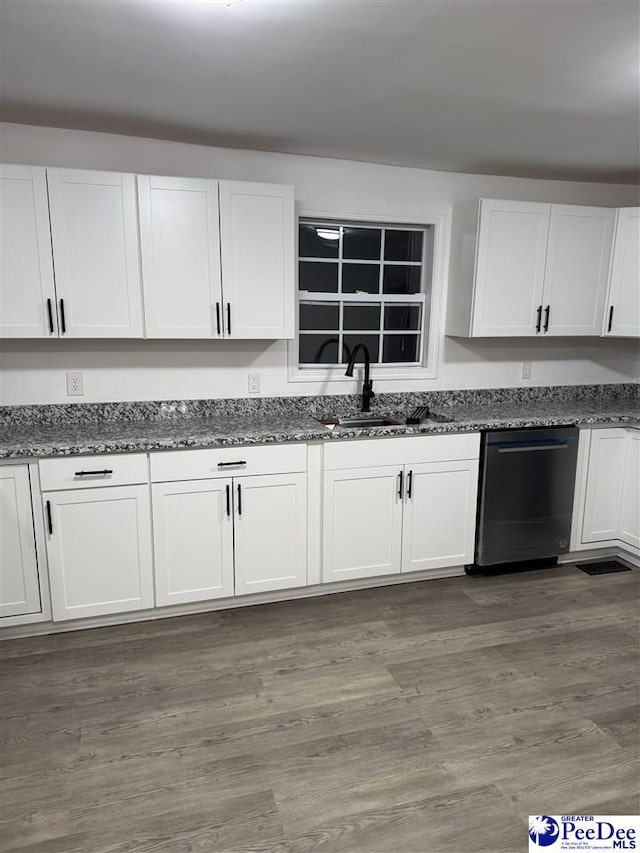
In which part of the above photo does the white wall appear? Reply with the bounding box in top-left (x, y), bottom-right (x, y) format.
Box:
top-left (1, 121), bottom-right (638, 405)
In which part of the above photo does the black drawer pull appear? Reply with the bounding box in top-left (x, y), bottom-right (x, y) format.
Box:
top-left (74, 469), bottom-right (113, 476)
top-left (45, 500), bottom-right (53, 535)
top-left (406, 469), bottom-right (413, 499)
top-left (608, 305), bottom-right (614, 333)
top-left (397, 470), bottom-right (404, 499)
top-left (217, 461), bottom-right (247, 468)
top-left (226, 303), bottom-right (231, 335)
top-left (225, 484), bottom-right (231, 517)
top-left (215, 302), bottom-right (221, 335)
top-left (46, 298), bottom-right (55, 334)
top-left (237, 483), bottom-right (242, 516)
top-left (59, 298), bottom-right (66, 334)
top-left (543, 304), bottom-right (550, 333)
top-left (535, 304), bottom-right (542, 333)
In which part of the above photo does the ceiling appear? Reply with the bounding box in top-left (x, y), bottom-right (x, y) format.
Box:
top-left (1, 0), bottom-right (639, 184)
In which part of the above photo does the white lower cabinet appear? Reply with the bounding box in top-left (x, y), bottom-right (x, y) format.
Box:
top-left (575, 427), bottom-right (640, 554)
top-left (620, 430), bottom-right (640, 551)
top-left (151, 470), bottom-right (308, 603)
top-left (234, 473), bottom-right (307, 595)
top-left (152, 479), bottom-right (234, 606)
top-left (323, 466), bottom-right (403, 582)
top-left (322, 437), bottom-right (480, 584)
top-left (401, 460), bottom-right (479, 573)
top-left (0, 466), bottom-right (42, 618)
top-left (44, 485), bottom-right (154, 621)
top-left (581, 429), bottom-right (629, 544)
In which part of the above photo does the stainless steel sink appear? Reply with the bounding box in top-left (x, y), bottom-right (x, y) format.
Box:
top-left (318, 415), bottom-right (404, 429)
top-left (317, 411), bottom-right (456, 429)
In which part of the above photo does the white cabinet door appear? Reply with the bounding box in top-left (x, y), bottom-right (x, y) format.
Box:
top-left (606, 208), bottom-right (640, 338)
top-left (152, 479), bottom-right (234, 606)
top-left (0, 165), bottom-right (57, 338)
top-left (138, 175), bottom-right (223, 338)
top-left (620, 430), bottom-right (640, 551)
top-left (47, 168), bottom-right (143, 337)
top-left (323, 465), bottom-right (403, 583)
top-left (581, 429), bottom-right (628, 544)
top-left (219, 181), bottom-right (295, 339)
top-left (401, 459), bottom-right (479, 573)
top-left (543, 205), bottom-right (614, 336)
top-left (0, 466), bottom-right (41, 618)
top-left (471, 199), bottom-right (549, 337)
top-left (45, 485), bottom-right (153, 621)
top-left (233, 473), bottom-right (307, 595)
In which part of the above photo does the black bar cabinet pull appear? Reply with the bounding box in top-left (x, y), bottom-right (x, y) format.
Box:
top-left (397, 470), bottom-right (404, 499)
top-left (406, 470), bottom-right (413, 499)
top-left (45, 500), bottom-right (53, 535)
top-left (74, 469), bottom-right (113, 476)
top-left (225, 484), bottom-right (231, 517)
top-left (237, 483), bottom-right (242, 516)
top-left (226, 303), bottom-right (231, 335)
top-left (543, 304), bottom-right (550, 333)
top-left (217, 461), bottom-right (247, 468)
top-left (535, 305), bottom-right (542, 333)
top-left (59, 298), bottom-right (66, 334)
top-left (46, 298), bottom-right (55, 334)
top-left (215, 302), bottom-right (221, 335)
top-left (608, 305), bottom-right (614, 333)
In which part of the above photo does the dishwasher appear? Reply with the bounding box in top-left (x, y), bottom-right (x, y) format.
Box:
top-left (469, 426), bottom-right (579, 572)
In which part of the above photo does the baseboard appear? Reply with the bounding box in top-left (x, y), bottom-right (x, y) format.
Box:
top-left (0, 564), bottom-right (465, 640)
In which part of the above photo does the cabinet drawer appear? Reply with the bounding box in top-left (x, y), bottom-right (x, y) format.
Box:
top-left (323, 433), bottom-right (480, 470)
top-left (39, 454), bottom-right (149, 491)
top-left (150, 443), bottom-right (307, 482)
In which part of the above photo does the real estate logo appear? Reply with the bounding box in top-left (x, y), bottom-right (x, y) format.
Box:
top-left (529, 816), bottom-right (560, 847)
top-left (528, 815), bottom-right (639, 853)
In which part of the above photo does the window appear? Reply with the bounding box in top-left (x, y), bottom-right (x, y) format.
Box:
top-left (298, 220), bottom-right (433, 368)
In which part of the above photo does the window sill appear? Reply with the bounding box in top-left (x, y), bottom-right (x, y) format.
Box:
top-left (287, 364), bottom-right (438, 383)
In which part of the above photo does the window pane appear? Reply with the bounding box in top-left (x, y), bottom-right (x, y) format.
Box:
top-left (299, 224), bottom-right (339, 258)
top-left (342, 263), bottom-right (380, 294)
top-left (384, 230), bottom-right (423, 262)
top-left (300, 303), bottom-right (340, 331)
top-left (383, 265), bottom-right (421, 294)
top-left (299, 261), bottom-right (338, 293)
top-left (382, 334), bottom-right (420, 363)
top-left (384, 304), bottom-right (422, 331)
top-left (343, 227), bottom-right (381, 260)
top-left (299, 334), bottom-right (340, 364)
top-left (343, 334), bottom-right (380, 364)
top-left (343, 303), bottom-right (380, 331)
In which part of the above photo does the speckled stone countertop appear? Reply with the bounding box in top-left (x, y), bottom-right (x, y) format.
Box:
top-left (0, 384), bottom-right (637, 459)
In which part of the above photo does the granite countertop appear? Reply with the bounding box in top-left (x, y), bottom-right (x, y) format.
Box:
top-left (0, 392), bottom-right (638, 459)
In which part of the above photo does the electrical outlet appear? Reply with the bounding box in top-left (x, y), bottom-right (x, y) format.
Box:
top-left (66, 371), bottom-right (84, 396)
top-left (521, 361), bottom-right (532, 381)
top-left (247, 373), bottom-right (261, 394)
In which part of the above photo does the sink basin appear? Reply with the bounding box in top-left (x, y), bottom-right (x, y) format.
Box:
top-left (317, 411), bottom-right (456, 429)
top-left (318, 415), bottom-right (403, 429)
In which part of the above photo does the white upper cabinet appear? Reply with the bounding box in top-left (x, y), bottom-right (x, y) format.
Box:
top-left (463, 199), bottom-right (616, 338)
top-left (138, 176), bottom-right (223, 338)
top-left (47, 168), bottom-right (144, 337)
top-left (543, 205), bottom-right (614, 336)
top-left (219, 181), bottom-right (295, 339)
top-left (0, 165), bottom-right (57, 338)
top-left (471, 199), bottom-right (550, 336)
top-left (605, 208), bottom-right (640, 338)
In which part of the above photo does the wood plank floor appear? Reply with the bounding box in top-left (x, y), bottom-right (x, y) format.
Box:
top-left (1, 563), bottom-right (638, 853)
